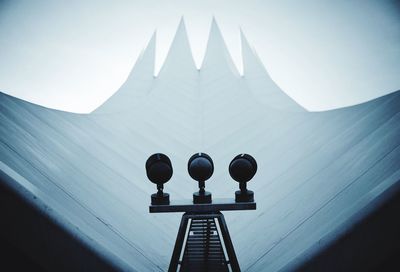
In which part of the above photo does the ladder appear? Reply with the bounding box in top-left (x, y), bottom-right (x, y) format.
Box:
top-left (169, 212), bottom-right (240, 272)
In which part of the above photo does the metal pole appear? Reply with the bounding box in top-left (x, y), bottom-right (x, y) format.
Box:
top-left (168, 213), bottom-right (189, 272)
top-left (216, 212), bottom-right (241, 272)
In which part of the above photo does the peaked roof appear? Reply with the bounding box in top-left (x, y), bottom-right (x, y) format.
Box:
top-left (240, 29), bottom-right (264, 77)
top-left (200, 17), bottom-right (240, 78)
top-left (157, 17), bottom-right (197, 79)
top-left (94, 32), bottom-right (156, 114)
top-left (95, 18), bottom-right (305, 113)
top-left (130, 31), bottom-right (156, 79)
top-left (240, 29), bottom-right (305, 111)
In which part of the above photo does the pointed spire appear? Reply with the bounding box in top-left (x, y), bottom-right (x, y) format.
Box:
top-left (240, 29), bottom-right (305, 111)
top-left (129, 31), bottom-right (156, 79)
top-left (157, 17), bottom-right (197, 78)
top-left (240, 28), bottom-right (266, 77)
top-left (93, 33), bottom-right (156, 113)
top-left (201, 17), bottom-right (239, 77)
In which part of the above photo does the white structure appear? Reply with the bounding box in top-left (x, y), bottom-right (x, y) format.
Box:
top-left (0, 19), bottom-right (399, 271)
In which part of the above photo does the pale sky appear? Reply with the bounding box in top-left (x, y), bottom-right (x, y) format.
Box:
top-left (0, 0), bottom-right (399, 113)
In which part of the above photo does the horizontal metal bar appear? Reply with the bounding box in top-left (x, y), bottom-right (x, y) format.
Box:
top-left (150, 198), bottom-right (256, 213)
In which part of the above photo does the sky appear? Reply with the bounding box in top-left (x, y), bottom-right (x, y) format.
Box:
top-left (0, 0), bottom-right (399, 113)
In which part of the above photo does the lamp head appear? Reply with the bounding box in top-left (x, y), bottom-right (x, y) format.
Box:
top-left (146, 153), bottom-right (173, 185)
top-left (188, 153), bottom-right (214, 182)
top-left (188, 152), bottom-right (213, 204)
top-left (230, 154), bottom-right (257, 202)
top-left (229, 154), bottom-right (257, 183)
